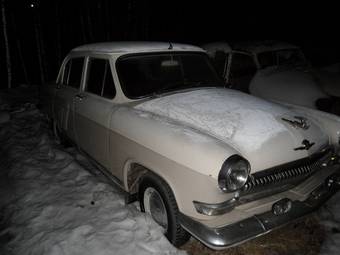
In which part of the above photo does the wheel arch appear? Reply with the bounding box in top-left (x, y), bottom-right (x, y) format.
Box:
top-left (123, 160), bottom-right (177, 197)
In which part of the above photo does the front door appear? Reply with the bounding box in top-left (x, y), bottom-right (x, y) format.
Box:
top-left (74, 56), bottom-right (116, 169)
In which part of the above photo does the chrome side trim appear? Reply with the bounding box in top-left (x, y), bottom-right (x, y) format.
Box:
top-left (179, 170), bottom-right (340, 250)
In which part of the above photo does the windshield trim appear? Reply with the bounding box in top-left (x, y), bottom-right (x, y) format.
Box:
top-left (116, 51), bottom-right (224, 100)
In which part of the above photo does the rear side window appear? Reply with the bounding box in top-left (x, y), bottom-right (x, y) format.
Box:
top-left (212, 50), bottom-right (228, 77)
top-left (62, 57), bottom-right (84, 88)
top-left (230, 53), bottom-right (257, 76)
top-left (85, 58), bottom-right (116, 99)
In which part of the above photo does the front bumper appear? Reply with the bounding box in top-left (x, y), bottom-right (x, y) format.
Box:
top-left (179, 172), bottom-right (340, 250)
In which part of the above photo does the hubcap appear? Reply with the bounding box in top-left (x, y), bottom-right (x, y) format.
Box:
top-left (143, 187), bottom-right (168, 232)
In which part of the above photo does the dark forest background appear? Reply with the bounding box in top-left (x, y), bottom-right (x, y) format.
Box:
top-left (1, 0), bottom-right (340, 89)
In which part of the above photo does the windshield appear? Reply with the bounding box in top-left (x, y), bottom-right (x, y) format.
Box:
top-left (116, 52), bottom-right (225, 99)
top-left (257, 49), bottom-right (307, 69)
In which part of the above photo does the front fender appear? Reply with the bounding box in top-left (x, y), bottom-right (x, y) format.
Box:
top-left (287, 104), bottom-right (340, 147)
top-left (111, 106), bottom-right (240, 179)
top-left (109, 106), bottom-right (241, 219)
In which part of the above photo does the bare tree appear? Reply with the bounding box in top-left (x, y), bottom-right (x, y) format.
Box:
top-left (11, 13), bottom-right (29, 85)
top-left (104, 0), bottom-right (110, 40)
top-left (140, 0), bottom-right (149, 40)
top-left (86, 1), bottom-right (94, 42)
top-left (1, 0), bottom-right (11, 89)
top-left (33, 3), bottom-right (46, 84)
top-left (125, 0), bottom-right (134, 39)
top-left (55, 0), bottom-right (62, 66)
top-left (80, 11), bottom-right (87, 43)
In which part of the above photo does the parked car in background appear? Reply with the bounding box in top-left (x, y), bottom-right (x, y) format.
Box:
top-left (41, 42), bottom-right (340, 250)
top-left (202, 41), bottom-right (340, 114)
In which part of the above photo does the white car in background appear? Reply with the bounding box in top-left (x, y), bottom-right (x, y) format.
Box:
top-left (202, 41), bottom-right (340, 114)
top-left (41, 42), bottom-right (340, 250)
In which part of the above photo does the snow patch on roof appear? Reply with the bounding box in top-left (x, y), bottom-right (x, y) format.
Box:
top-left (72, 41), bottom-right (204, 54)
top-left (201, 42), bottom-right (232, 57)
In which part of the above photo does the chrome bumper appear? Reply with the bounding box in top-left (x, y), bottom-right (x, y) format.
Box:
top-left (179, 172), bottom-right (340, 250)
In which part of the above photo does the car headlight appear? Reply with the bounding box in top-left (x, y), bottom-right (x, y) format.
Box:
top-left (218, 155), bottom-right (250, 192)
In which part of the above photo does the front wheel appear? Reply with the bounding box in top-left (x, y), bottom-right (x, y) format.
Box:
top-left (139, 173), bottom-right (190, 247)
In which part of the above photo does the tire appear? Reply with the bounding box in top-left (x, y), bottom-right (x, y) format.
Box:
top-left (139, 172), bottom-right (190, 247)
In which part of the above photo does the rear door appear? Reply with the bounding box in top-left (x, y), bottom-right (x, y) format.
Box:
top-left (74, 56), bottom-right (116, 169)
top-left (54, 57), bottom-right (85, 141)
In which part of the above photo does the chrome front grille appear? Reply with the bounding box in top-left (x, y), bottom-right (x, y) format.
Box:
top-left (242, 148), bottom-right (333, 194)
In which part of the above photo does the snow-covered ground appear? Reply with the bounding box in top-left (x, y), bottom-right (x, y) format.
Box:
top-left (0, 87), bottom-right (340, 255)
top-left (0, 94), bottom-right (184, 254)
top-left (318, 193), bottom-right (340, 255)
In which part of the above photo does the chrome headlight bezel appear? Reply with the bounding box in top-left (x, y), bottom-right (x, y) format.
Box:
top-left (218, 155), bottom-right (250, 192)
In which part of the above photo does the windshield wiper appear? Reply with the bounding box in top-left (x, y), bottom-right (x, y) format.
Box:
top-left (152, 80), bottom-right (225, 97)
top-left (153, 81), bottom-right (202, 96)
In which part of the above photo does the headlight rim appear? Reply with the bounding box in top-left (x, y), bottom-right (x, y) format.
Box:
top-left (218, 155), bottom-right (250, 192)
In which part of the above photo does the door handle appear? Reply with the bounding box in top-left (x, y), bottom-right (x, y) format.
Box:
top-left (75, 94), bottom-right (86, 101)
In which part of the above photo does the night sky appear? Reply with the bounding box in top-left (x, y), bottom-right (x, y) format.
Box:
top-left (0, 0), bottom-right (339, 88)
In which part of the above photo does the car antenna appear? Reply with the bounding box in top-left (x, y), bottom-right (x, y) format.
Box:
top-left (168, 42), bottom-right (173, 50)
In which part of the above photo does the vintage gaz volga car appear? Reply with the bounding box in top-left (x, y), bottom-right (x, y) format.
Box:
top-left (41, 42), bottom-right (340, 249)
top-left (202, 41), bottom-right (340, 115)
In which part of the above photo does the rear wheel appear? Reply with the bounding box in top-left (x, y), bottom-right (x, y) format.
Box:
top-left (139, 173), bottom-right (190, 247)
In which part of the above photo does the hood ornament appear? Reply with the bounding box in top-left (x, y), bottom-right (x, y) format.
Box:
top-left (281, 116), bottom-right (309, 130)
top-left (294, 139), bottom-right (315, 151)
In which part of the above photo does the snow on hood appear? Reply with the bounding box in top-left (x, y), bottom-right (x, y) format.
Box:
top-left (135, 88), bottom-right (290, 153)
top-left (250, 67), bottom-right (327, 108)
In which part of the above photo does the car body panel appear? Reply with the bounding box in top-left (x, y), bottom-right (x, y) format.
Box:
top-left (250, 67), bottom-right (328, 109)
top-left (54, 85), bottom-right (79, 141)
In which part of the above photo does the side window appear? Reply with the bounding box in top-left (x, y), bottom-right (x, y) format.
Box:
top-left (85, 58), bottom-right (116, 99)
top-left (229, 53), bottom-right (257, 93)
top-left (212, 51), bottom-right (228, 77)
top-left (230, 53), bottom-right (257, 77)
top-left (62, 58), bottom-right (84, 88)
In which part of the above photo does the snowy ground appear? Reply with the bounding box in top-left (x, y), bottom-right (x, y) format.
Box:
top-left (0, 87), bottom-right (340, 255)
top-left (318, 194), bottom-right (340, 255)
top-left (0, 90), bottom-right (184, 254)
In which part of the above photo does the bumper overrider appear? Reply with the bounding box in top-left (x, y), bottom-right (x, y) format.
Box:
top-left (179, 169), bottom-right (340, 250)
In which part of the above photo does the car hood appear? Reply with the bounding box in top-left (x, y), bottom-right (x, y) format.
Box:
top-left (250, 67), bottom-right (328, 109)
top-left (134, 88), bottom-right (329, 172)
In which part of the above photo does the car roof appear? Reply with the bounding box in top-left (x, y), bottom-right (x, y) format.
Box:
top-left (71, 41), bottom-right (204, 54)
top-left (201, 42), bottom-right (233, 57)
top-left (231, 41), bottom-right (299, 54)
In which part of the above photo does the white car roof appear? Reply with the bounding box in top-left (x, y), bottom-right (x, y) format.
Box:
top-left (202, 41), bottom-right (299, 56)
top-left (201, 42), bottom-right (232, 57)
top-left (71, 41), bottom-right (204, 54)
top-left (232, 41), bottom-right (299, 54)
